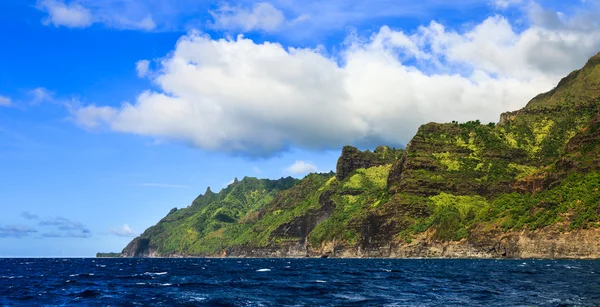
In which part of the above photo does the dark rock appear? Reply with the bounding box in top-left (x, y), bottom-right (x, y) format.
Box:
top-left (336, 145), bottom-right (403, 180)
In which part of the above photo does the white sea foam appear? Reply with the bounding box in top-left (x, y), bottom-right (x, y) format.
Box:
top-left (315, 280), bottom-right (326, 283)
top-left (564, 265), bottom-right (581, 270)
top-left (334, 293), bottom-right (366, 301)
top-left (144, 272), bottom-right (168, 276)
top-left (189, 296), bottom-right (206, 302)
top-left (256, 269), bottom-right (271, 272)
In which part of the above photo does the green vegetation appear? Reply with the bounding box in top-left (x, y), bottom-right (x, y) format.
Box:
top-left (96, 252), bottom-right (121, 258)
top-left (122, 52), bottom-right (600, 257)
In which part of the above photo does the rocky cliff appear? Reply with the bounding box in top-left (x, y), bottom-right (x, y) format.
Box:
top-left (121, 52), bottom-right (600, 259)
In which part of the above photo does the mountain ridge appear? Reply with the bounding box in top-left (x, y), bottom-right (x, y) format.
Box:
top-left (119, 51), bottom-right (600, 259)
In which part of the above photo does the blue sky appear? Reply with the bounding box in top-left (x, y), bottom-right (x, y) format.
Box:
top-left (1, 0), bottom-right (599, 257)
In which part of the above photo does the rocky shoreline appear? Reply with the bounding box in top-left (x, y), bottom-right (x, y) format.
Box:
top-left (119, 227), bottom-right (600, 260)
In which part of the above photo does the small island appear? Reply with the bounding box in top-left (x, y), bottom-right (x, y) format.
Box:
top-left (96, 252), bottom-right (122, 258)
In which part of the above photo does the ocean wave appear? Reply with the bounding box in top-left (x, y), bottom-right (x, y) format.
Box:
top-left (143, 272), bottom-right (168, 276)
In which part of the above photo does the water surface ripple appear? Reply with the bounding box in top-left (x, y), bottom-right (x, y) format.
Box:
top-left (1, 258), bottom-right (599, 306)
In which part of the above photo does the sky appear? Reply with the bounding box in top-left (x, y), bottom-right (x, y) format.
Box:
top-left (1, 0), bottom-right (600, 257)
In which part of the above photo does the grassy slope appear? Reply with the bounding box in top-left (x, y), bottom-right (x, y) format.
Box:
top-left (124, 52), bottom-right (600, 256)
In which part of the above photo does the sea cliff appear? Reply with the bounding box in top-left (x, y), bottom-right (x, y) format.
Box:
top-left (119, 52), bottom-right (600, 259)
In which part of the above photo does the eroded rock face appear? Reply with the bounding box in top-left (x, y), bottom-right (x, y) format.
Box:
top-left (566, 114), bottom-right (600, 154)
top-left (122, 237), bottom-right (153, 257)
top-left (118, 52), bottom-right (600, 260)
top-left (134, 227), bottom-right (600, 259)
top-left (270, 190), bottom-right (336, 247)
top-left (336, 146), bottom-right (403, 181)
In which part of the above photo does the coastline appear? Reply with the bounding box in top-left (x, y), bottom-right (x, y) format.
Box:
top-left (119, 226), bottom-right (600, 260)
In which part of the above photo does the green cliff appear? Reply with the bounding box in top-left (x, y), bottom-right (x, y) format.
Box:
top-left (122, 52), bottom-right (600, 259)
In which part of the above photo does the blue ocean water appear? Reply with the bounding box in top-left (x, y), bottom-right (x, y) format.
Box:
top-left (0, 258), bottom-right (599, 306)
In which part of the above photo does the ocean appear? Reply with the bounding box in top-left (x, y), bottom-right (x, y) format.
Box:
top-left (0, 258), bottom-right (598, 306)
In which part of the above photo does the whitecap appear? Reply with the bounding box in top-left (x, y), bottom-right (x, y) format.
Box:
top-left (136, 283), bottom-right (146, 285)
top-left (334, 293), bottom-right (366, 301)
top-left (315, 280), bottom-right (326, 283)
top-left (564, 265), bottom-right (581, 270)
top-left (256, 269), bottom-right (271, 272)
top-left (160, 283), bottom-right (172, 286)
top-left (69, 274), bottom-right (79, 277)
top-left (144, 272), bottom-right (168, 276)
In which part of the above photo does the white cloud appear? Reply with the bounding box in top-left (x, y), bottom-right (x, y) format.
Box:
top-left (106, 15), bottom-right (156, 31)
top-left (0, 95), bottom-right (11, 107)
top-left (36, 0), bottom-right (156, 30)
top-left (72, 8), bottom-right (600, 156)
top-left (136, 60), bottom-right (151, 77)
top-left (73, 105), bottom-right (117, 129)
top-left (211, 2), bottom-right (286, 32)
top-left (286, 160), bottom-right (319, 174)
top-left (37, 0), bottom-right (93, 28)
top-left (493, 0), bottom-right (523, 9)
top-left (109, 224), bottom-right (137, 237)
top-left (30, 87), bottom-right (53, 104)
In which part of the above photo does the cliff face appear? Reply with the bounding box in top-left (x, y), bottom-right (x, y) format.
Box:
top-left (122, 52), bottom-right (600, 259)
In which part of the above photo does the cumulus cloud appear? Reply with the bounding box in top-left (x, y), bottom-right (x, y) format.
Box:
top-left (136, 60), bottom-right (151, 77)
top-left (35, 0), bottom-right (156, 30)
top-left (72, 7), bottom-right (600, 156)
top-left (0, 95), bottom-right (11, 107)
top-left (109, 224), bottom-right (137, 237)
top-left (37, 0), bottom-right (93, 28)
top-left (286, 161), bottom-right (318, 174)
top-left (211, 2), bottom-right (286, 32)
top-left (0, 225), bottom-right (38, 238)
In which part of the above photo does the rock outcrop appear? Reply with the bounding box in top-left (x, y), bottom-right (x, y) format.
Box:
top-left (120, 52), bottom-right (600, 260)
